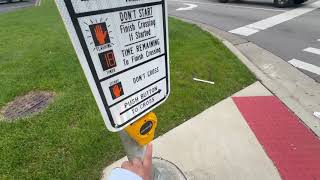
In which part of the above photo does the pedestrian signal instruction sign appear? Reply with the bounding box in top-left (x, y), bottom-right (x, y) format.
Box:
top-left (55, 0), bottom-right (170, 132)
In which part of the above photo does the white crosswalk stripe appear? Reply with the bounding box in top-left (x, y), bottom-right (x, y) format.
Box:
top-left (303, 47), bottom-right (320, 56)
top-left (229, 1), bottom-right (320, 36)
top-left (289, 59), bottom-right (320, 75)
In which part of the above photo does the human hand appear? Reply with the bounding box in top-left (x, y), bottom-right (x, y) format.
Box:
top-left (121, 144), bottom-right (153, 180)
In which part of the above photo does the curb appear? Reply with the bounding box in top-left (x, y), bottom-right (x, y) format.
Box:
top-left (171, 15), bottom-right (320, 137)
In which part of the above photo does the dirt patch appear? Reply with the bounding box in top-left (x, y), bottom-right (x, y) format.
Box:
top-left (0, 91), bottom-right (55, 122)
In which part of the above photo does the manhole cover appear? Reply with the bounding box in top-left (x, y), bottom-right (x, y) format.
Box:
top-left (0, 91), bottom-right (55, 122)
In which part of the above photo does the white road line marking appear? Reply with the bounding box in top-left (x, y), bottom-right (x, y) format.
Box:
top-left (317, 39), bottom-right (320, 42)
top-left (289, 59), bottom-right (320, 75)
top-left (304, 47), bottom-right (320, 56)
top-left (230, 26), bottom-right (259, 36)
top-left (193, 78), bottom-right (215, 85)
top-left (176, 3), bottom-right (198, 11)
top-left (229, 0), bottom-right (320, 36)
top-left (169, 0), bottom-right (286, 12)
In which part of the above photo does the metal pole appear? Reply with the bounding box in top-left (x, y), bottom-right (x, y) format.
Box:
top-left (118, 130), bottom-right (187, 180)
top-left (118, 130), bottom-right (146, 161)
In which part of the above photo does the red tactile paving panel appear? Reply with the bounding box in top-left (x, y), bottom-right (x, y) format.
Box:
top-left (233, 96), bottom-right (320, 180)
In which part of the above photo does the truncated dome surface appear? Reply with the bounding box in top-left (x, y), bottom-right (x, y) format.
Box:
top-left (1, 91), bottom-right (55, 121)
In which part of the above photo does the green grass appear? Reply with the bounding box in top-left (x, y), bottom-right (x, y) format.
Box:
top-left (0, 1), bottom-right (255, 179)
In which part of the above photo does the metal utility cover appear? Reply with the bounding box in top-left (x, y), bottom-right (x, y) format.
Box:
top-left (55, 0), bottom-right (170, 132)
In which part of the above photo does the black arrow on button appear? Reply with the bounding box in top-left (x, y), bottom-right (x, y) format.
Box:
top-left (120, 89), bottom-right (162, 115)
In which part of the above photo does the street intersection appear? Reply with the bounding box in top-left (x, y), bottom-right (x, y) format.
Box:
top-left (168, 0), bottom-right (320, 82)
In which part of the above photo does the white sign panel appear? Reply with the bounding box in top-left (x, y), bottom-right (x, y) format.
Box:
top-left (55, 0), bottom-right (170, 132)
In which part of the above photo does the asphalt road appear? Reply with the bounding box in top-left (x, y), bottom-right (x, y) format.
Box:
top-left (168, 0), bottom-right (320, 82)
top-left (0, 0), bottom-right (36, 14)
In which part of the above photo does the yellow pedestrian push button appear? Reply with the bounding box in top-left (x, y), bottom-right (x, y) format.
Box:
top-left (125, 112), bottom-right (158, 146)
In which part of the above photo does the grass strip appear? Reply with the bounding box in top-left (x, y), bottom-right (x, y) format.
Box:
top-left (0, 1), bottom-right (255, 179)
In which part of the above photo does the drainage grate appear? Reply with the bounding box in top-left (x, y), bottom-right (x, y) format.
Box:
top-left (0, 91), bottom-right (55, 122)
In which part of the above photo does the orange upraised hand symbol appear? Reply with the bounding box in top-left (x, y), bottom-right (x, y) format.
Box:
top-left (112, 84), bottom-right (122, 98)
top-left (94, 24), bottom-right (108, 45)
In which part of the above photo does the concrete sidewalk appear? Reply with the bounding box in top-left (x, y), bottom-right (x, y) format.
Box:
top-left (102, 82), bottom-right (282, 180)
top-left (101, 17), bottom-right (320, 179)
top-left (172, 16), bottom-right (320, 137)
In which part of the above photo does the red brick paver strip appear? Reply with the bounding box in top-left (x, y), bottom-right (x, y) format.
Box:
top-left (233, 96), bottom-right (320, 180)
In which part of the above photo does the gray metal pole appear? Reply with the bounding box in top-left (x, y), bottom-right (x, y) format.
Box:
top-left (118, 130), bottom-right (146, 161)
top-left (118, 130), bottom-right (187, 180)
